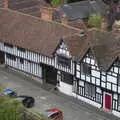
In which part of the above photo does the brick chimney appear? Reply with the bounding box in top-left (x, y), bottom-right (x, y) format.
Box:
top-left (112, 20), bottom-right (120, 35)
top-left (40, 6), bottom-right (53, 21)
top-left (3, 0), bottom-right (8, 8)
top-left (61, 14), bottom-right (68, 25)
top-left (101, 16), bottom-right (108, 31)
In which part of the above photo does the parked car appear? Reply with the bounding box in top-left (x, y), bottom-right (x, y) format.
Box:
top-left (2, 89), bottom-right (17, 98)
top-left (1, 89), bottom-right (35, 108)
top-left (17, 95), bottom-right (35, 108)
top-left (42, 108), bottom-right (63, 120)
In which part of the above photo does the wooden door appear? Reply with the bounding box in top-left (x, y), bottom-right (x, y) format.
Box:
top-left (104, 93), bottom-right (112, 111)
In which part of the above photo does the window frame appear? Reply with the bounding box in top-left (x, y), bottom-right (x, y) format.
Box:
top-left (6, 54), bottom-right (16, 61)
top-left (17, 46), bottom-right (26, 52)
top-left (20, 58), bottom-right (24, 64)
top-left (85, 82), bottom-right (95, 98)
top-left (4, 43), bottom-right (13, 48)
top-left (81, 62), bottom-right (91, 75)
top-left (57, 55), bottom-right (71, 68)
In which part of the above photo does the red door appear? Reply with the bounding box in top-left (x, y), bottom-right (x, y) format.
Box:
top-left (104, 93), bottom-right (112, 110)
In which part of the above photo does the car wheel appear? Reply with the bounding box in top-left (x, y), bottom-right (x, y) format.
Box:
top-left (29, 102), bottom-right (34, 108)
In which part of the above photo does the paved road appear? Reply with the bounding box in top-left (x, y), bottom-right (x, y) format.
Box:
top-left (0, 67), bottom-right (119, 120)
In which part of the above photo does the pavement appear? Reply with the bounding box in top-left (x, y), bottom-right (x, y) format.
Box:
top-left (0, 66), bottom-right (119, 120)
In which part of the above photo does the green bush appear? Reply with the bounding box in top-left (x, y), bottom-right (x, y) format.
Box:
top-left (0, 96), bottom-right (24, 120)
top-left (51, 0), bottom-right (64, 7)
top-left (0, 86), bottom-right (48, 120)
top-left (88, 14), bottom-right (102, 28)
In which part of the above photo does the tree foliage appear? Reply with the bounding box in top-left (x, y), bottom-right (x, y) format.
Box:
top-left (88, 14), bottom-right (102, 28)
top-left (0, 96), bottom-right (24, 120)
top-left (51, 0), bottom-right (64, 7)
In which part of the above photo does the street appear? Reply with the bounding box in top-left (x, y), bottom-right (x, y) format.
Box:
top-left (0, 67), bottom-right (119, 120)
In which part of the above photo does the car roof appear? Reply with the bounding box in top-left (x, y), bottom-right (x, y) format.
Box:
top-left (2, 89), bottom-right (14, 95)
top-left (46, 108), bottom-right (60, 113)
top-left (43, 108), bottom-right (61, 118)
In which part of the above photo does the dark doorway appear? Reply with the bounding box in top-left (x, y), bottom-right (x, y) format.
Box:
top-left (0, 51), bottom-right (5, 64)
top-left (43, 65), bottom-right (57, 85)
top-left (61, 72), bottom-right (73, 85)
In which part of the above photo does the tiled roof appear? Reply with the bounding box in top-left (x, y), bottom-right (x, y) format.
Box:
top-left (63, 33), bottom-right (89, 57)
top-left (8, 0), bottom-right (42, 17)
top-left (60, 0), bottom-right (107, 20)
top-left (0, 8), bottom-right (80, 57)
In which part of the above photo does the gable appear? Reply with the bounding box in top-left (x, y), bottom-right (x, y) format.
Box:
top-left (56, 41), bottom-right (71, 58)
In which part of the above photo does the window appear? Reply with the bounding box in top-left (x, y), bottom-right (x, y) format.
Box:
top-left (20, 58), bottom-right (24, 64)
top-left (118, 95), bottom-right (120, 111)
top-left (81, 63), bottom-right (91, 75)
top-left (4, 43), bottom-right (13, 48)
top-left (118, 74), bottom-right (120, 86)
top-left (6, 54), bottom-right (16, 61)
top-left (85, 83), bottom-right (95, 99)
top-left (57, 55), bottom-right (71, 67)
top-left (17, 47), bottom-right (25, 52)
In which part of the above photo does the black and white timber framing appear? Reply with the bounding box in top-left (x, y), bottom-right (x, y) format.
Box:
top-left (0, 40), bottom-right (75, 86)
top-left (74, 49), bottom-right (120, 117)
top-left (1, 8), bottom-right (120, 118)
top-left (1, 37), bottom-right (120, 117)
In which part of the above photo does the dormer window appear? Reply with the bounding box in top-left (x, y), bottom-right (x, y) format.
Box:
top-left (17, 46), bottom-right (25, 52)
top-left (57, 54), bottom-right (71, 68)
top-left (81, 63), bottom-right (91, 75)
top-left (4, 43), bottom-right (13, 48)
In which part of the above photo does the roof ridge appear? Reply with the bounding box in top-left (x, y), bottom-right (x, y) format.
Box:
top-left (62, 32), bottom-right (84, 39)
top-left (0, 8), bottom-right (81, 32)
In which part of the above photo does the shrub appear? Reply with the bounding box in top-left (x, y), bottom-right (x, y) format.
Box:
top-left (0, 96), bottom-right (24, 120)
top-left (51, 0), bottom-right (64, 7)
top-left (88, 14), bottom-right (102, 28)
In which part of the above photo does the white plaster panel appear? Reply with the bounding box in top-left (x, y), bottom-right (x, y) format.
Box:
top-left (91, 70), bottom-right (100, 78)
top-left (79, 80), bottom-right (84, 86)
top-left (107, 75), bottom-right (117, 84)
top-left (91, 77), bottom-right (95, 84)
top-left (112, 84), bottom-right (117, 92)
top-left (107, 82), bottom-right (111, 90)
top-left (91, 66), bottom-right (95, 69)
top-left (96, 87), bottom-right (101, 93)
top-left (113, 94), bottom-right (118, 100)
top-left (101, 82), bottom-right (105, 88)
top-left (86, 57), bottom-right (90, 64)
top-left (101, 75), bottom-right (106, 82)
top-left (86, 76), bottom-right (90, 82)
top-left (118, 87), bottom-right (120, 93)
top-left (96, 79), bottom-right (100, 86)
top-left (112, 73), bottom-right (117, 77)
top-left (76, 64), bottom-right (80, 71)
top-left (76, 71), bottom-right (80, 78)
top-left (81, 74), bottom-right (85, 80)
top-left (91, 59), bottom-right (95, 65)
top-left (114, 67), bottom-right (119, 73)
top-left (83, 59), bottom-right (85, 62)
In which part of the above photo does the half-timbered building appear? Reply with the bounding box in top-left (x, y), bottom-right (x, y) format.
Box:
top-left (1, 8), bottom-right (120, 118)
top-left (0, 8), bottom-right (81, 93)
top-left (73, 29), bottom-right (120, 117)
